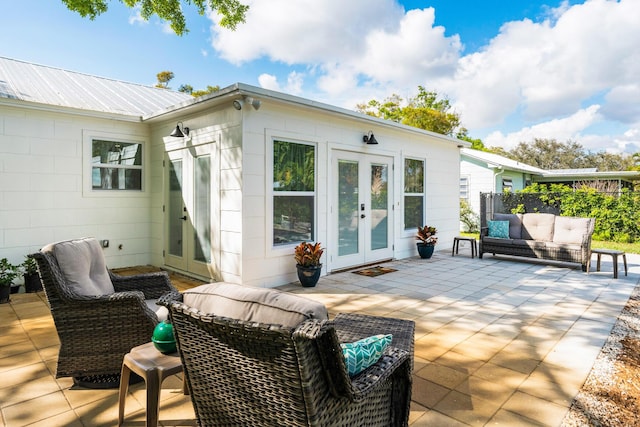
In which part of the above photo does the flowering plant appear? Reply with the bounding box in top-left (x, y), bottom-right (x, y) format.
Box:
top-left (416, 225), bottom-right (438, 245)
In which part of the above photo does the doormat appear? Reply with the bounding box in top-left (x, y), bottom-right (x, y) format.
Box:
top-left (352, 266), bottom-right (398, 277)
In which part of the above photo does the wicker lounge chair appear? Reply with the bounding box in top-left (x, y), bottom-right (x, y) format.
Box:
top-left (31, 237), bottom-right (176, 387)
top-left (159, 283), bottom-right (415, 426)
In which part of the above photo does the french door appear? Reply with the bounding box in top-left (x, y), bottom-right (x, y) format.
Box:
top-left (164, 143), bottom-right (215, 278)
top-left (332, 151), bottom-right (394, 270)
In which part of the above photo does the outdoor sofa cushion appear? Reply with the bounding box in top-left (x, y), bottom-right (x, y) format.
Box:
top-left (341, 334), bottom-right (392, 377)
top-left (487, 220), bottom-right (510, 238)
top-left (493, 213), bottom-right (523, 239)
top-left (183, 282), bottom-right (328, 327)
top-left (552, 216), bottom-right (593, 244)
top-left (45, 238), bottom-right (115, 296)
top-left (521, 213), bottom-right (556, 241)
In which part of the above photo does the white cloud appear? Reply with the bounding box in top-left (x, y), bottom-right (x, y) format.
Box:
top-left (484, 105), bottom-right (601, 149)
top-left (258, 71), bottom-right (305, 95)
top-left (209, 0), bottom-right (461, 97)
top-left (128, 8), bottom-right (147, 26)
top-left (449, 0), bottom-right (640, 130)
top-left (207, 0), bottom-right (640, 153)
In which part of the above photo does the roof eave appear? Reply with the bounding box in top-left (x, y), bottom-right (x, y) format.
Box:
top-left (144, 82), bottom-right (468, 146)
top-left (0, 97), bottom-right (142, 122)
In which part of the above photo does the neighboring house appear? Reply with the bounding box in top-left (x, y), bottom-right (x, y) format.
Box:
top-left (0, 57), bottom-right (466, 288)
top-left (460, 148), bottom-right (544, 218)
top-left (460, 148), bottom-right (640, 223)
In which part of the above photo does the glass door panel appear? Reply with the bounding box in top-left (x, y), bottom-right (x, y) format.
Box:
top-left (168, 159), bottom-right (184, 258)
top-left (370, 163), bottom-right (388, 251)
top-left (338, 160), bottom-right (359, 256)
top-left (193, 155), bottom-right (211, 263)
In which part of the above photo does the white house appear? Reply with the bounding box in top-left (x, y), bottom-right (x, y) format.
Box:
top-left (460, 148), bottom-right (544, 218)
top-left (1, 57), bottom-right (466, 287)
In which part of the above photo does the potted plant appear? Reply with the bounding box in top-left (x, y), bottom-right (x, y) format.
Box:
top-left (294, 242), bottom-right (324, 287)
top-left (22, 256), bottom-right (42, 293)
top-left (416, 225), bottom-right (438, 259)
top-left (0, 258), bottom-right (20, 303)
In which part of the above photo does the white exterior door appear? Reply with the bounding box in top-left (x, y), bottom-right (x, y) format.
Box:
top-left (164, 143), bottom-right (215, 278)
top-left (331, 150), bottom-right (394, 270)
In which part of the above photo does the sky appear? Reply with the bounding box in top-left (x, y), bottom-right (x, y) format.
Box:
top-left (1, 0), bottom-right (639, 155)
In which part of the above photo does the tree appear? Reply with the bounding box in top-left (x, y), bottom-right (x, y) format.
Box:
top-left (155, 71), bottom-right (174, 89)
top-left (356, 86), bottom-right (463, 137)
top-left (505, 138), bottom-right (636, 172)
top-left (60, 0), bottom-right (248, 35)
top-left (505, 139), bottom-right (588, 170)
top-left (191, 85), bottom-right (220, 97)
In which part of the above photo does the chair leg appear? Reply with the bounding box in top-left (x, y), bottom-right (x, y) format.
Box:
top-left (623, 254), bottom-right (628, 276)
top-left (613, 254), bottom-right (618, 279)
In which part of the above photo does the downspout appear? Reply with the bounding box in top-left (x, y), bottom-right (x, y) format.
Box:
top-left (490, 165), bottom-right (504, 193)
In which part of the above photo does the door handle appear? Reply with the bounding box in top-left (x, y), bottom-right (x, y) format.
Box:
top-left (360, 214), bottom-right (366, 219)
top-left (180, 216), bottom-right (187, 221)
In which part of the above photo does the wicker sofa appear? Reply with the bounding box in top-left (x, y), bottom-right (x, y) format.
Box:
top-left (159, 283), bottom-right (415, 426)
top-left (479, 213), bottom-right (595, 271)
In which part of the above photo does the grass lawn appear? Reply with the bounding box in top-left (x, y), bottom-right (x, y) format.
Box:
top-left (459, 232), bottom-right (640, 255)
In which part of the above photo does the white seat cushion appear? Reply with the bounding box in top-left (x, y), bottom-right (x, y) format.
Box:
top-left (183, 282), bottom-right (328, 328)
top-left (522, 213), bottom-right (556, 241)
top-left (552, 216), bottom-right (592, 244)
top-left (145, 299), bottom-right (169, 322)
top-left (44, 237), bottom-right (115, 296)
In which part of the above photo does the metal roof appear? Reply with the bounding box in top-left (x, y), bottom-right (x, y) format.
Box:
top-left (461, 148), bottom-right (546, 174)
top-left (0, 56), bottom-right (192, 117)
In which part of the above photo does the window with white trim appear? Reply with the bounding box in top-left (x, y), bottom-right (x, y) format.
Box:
top-left (404, 158), bottom-right (425, 230)
top-left (91, 139), bottom-right (142, 190)
top-left (272, 140), bottom-right (315, 246)
top-left (460, 176), bottom-right (469, 199)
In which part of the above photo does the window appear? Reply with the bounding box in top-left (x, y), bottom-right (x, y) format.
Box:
top-left (91, 140), bottom-right (142, 190)
top-left (272, 140), bottom-right (315, 246)
top-left (460, 176), bottom-right (469, 199)
top-left (404, 158), bottom-right (424, 230)
top-left (502, 178), bottom-right (513, 192)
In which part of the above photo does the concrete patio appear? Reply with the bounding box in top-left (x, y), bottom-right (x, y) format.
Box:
top-left (1, 249), bottom-right (638, 426)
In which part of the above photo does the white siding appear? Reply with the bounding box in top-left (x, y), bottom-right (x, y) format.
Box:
top-left (0, 105), bottom-right (151, 267)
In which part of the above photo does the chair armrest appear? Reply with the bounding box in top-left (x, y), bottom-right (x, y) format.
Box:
top-left (349, 346), bottom-right (411, 400)
top-left (480, 227), bottom-right (489, 237)
top-left (110, 270), bottom-right (175, 299)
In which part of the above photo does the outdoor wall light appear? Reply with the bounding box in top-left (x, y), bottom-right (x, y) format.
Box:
top-left (169, 122), bottom-right (189, 137)
top-left (233, 99), bottom-right (243, 110)
top-left (363, 131), bottom-right (378, 145)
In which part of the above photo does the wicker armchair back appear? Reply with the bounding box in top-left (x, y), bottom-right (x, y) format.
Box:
top-left (30, 238), bottom-right (176, 385)
top-left (160, 290), bottom-right (415, 426)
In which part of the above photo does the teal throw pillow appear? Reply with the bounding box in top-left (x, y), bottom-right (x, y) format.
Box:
top-left (488, 220), bottom-right (510, 239)
top-left (340, 334), bottom-right (392, 377)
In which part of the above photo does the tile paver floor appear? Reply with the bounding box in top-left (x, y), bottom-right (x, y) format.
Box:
top-left (1, 252), bottom-right (639, 426)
